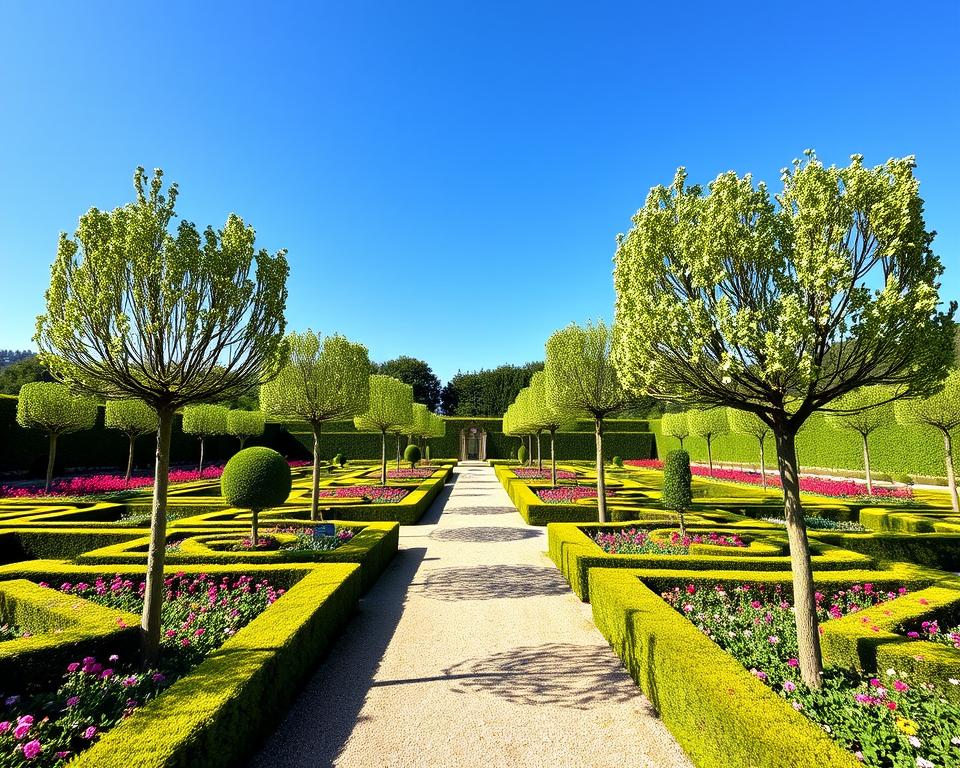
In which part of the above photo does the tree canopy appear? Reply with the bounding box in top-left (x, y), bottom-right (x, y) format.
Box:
top-left (441, 362), bottom-right (543, 416)
top-left (354, 375), bottom-right (414, 484)
top-left (375, 356), bottom-right (441, 411)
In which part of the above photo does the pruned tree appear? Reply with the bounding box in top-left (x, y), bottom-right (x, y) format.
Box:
top-left (660, 411), bottom-right (689, 448)
top-left (425, 412), bottom-right (445, 462)
top-left (226, 409), bottom-right (266, 450)
top-left (354, 375), bottom-right (414, 485)
top-left (528, 371), bottom-right (576, 486)
top-left (105, 399), bottom-right (159, 482)
top-left (182, 404), bottom-right (229, 474)
top-left (34, 167), bottom-right (288, 663)
top-left (726, 408), bottom-right (771, 489)
top-left (16, 382), bottom-right (97, 491)
top-left (612, 152), bottom-right (953, 688)
top-left (545, 321), bottom-right (629, 522)
top-left (662, 449), bottom-right (693, 537)
top-left (259, 331), bottom-right (371, 520)
top-left (688, 407), bottom-right (729, 475)
top-left (825, 386), bottom-right (895, 495)
top-left (895, 370), bottom-right (960, 513)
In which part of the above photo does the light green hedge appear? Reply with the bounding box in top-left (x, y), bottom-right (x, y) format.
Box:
top-left (590, 569), bottom-right (862, 768)
top-left (652, 413), bottom-right (953, 479)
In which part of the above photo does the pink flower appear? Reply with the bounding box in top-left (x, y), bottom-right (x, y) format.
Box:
top-left (82, 726), bottom-right (97, 740)
top-left (783, 681), bottom-right (796, 693)
top-left (787, 658), bottom-right (798, 668)
top-left (22, 740), bottom-right (41, 759)
top-left (123, 676), bottom-right (138, 687)
top-left (14, 723), bottom-right (31, 739)
top-left (65, 696), bottom-right (79, 707)
top-left (894, 680), bottom-right (908, 692)
top-left (0, 721), bottom-right (9, 733)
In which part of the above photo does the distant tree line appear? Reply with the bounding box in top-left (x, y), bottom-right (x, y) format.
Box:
top-left (0, 349), bottom-right (34, 367)
top-left (441, 362), bottom-right (543, 416)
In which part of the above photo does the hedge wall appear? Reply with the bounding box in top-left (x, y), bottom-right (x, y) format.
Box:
top-left (652, 413), bottom-right (953, 479)
top-left (0, 395), bottom-right (310, 476)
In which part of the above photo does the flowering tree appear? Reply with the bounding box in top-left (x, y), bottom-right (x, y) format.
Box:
top-left (35, 167), bottom-right (288, 663)
top-left (825, 387), bottom-right (894, 495)
top-left (688, 408), bottom-right (729, 475)
top-left (545, 322), bottom-right (629, 523)
top-left (354, 375), bottom-right (414, 485)
top-left (16, 382), bottom-right (97, 491)
top-left (895, 371), bottom-right (960, 513)
top-left (259, 331), bottom-right (370, 520)
top-left (182, 404), bottom-right (229, 474)
top-left (660, 411), bottom-right (689, 448)
top-left (226, 409), bottom-right (266, 450)
top-left (612, 153), bottom-right (953, 688)
top-left (726, 408), bottom-right (771, 489)
top-left (105, 399), bottom-right (159, 482)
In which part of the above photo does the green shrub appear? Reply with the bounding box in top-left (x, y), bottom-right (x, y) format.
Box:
top-left (518, 444), bottom-right (528, 464)
top-left (612, 455), bottom-right (623, 467)
top-left (404, 444), bottom-right (421, 468)
top-left (662, 449), bottom-right (692, 535)
top-left (221, 448), bottom-right (292, 541)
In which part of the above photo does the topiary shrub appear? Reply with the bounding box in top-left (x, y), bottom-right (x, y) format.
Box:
top-left (612, 455), bottom-right (623, 467)
top-left (518, 444), bottom-right (528, 465)
top-left (662, 449), bottom-right (693, 537)
top-left (336, 452), bottom-right (347, 468)
top-left (404, 444), bottom-right (421, 468)
top-left (221, 447), bottom-right (292, 542)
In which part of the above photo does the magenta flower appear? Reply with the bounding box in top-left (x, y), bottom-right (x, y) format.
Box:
top-left (82, 726), bottom-right (97, 740)
top-left (22, 740), bottom-right (41, 759)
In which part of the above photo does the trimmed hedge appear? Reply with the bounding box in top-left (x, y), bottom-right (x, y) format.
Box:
top-left (811, 531), bottom-right (960, 571)
top-left (0, 528), bottom-right (145, 563)
top-left (590, 569), bottom-right (862, 768)
top-left (0, 579), bottom-right (140, 691)
top-left (69, 563), bottom-right (360, 768)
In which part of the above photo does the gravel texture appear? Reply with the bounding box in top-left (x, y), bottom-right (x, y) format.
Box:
top-left (249, 462), bottom-right (692, 768)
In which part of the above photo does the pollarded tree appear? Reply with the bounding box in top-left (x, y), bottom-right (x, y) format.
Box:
top-left (688, 408), bottom-right (728, 475)
top-left (105, 399), bottom-right (159, 483)
top-left (35, 167), bottom-right (288, 663)
top-left (226, 409), bottom-right (266, 450)
top-left (182, 404), bottom-right (229, 474)
top-left (612, 152), bottom-right (953, 688)
top-left (825, 387), bottom-right (895, 495)
top-left (16, 382), bottom-right (97, 491)
top-left (354, 375), bottom-right (414, 485)
top-left (660, 411), bottom-right (689, 448)
top-left (895, 370), bottom-right (960, 513)
top-left (528, 371), bottom-right (577, 486)
top-left (399, 403), bottom-right (430, 468)
top-left (727, 408), bottom-right (771, 489)
top-left (426, 412), bottom-right (445, 462)
top-left (545, 322), bottom-right (629, 523)
top-left (259, 331), bottom-right (371, 520)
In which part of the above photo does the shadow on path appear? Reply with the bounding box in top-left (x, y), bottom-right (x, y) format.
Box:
top-left (419, 564), bottom-right (569, 601)
top-left (445, 505), bottom-right (517, 516)
top-left (429, 526), bottom-right (539, 543)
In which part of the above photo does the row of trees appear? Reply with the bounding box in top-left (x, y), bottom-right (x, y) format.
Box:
top-left (441, 362), bottom-right (543, 416)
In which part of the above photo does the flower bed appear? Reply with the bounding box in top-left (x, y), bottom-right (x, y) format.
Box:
top-left (207, 527), bottom-right (356, 553)
top-left (661, 582), bottom-right (960, 767)
top-left (0, 572), bottom-right (281, 765)
top-left (511, 468), bottom-right (576, 480)
top-left (385, 468), bottom-right (435, 480)
top-left (535, 486), bottom-right (615, 504)
top-left (624, 460), bottom-right (913, 500)
top-left (763, 516), bottom-right (868, 532)
top-left (591, 528), bottom-right (745, 555)
top-left (317, 486), bottom-right (409, 503)
top-left (911, 619), bottom-right (960, 650)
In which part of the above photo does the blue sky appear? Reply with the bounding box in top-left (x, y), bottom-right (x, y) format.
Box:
top-left (1, 1), bottom-right (957, 383)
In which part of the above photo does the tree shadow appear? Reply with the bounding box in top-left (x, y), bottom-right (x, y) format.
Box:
top-left (419, 564), bottom-right (569, 600)
top-left (440, 642), bottom-right (639, 709)
top-left (447, 506), bottom-right (517, 516)
top-left (429, 526), bottom-right (539, 543)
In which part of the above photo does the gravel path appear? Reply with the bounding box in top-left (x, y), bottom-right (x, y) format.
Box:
top-left (250, 462), bottom-right (692, 768)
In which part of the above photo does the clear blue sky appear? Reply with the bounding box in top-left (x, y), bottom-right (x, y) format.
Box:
top-left (1, 1), bottom-right (957, 383)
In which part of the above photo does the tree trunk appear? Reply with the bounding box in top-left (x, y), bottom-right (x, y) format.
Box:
top-left (45, 432), bottom-right (58, 493)
top-left (251, 510), bottom-right (259, 546)
top-left (758, 438), bottom-right (766, 490)
top-left (125, 434), bottom-right (136, 484)
top-left (595, 418), bottom-right (607, 523)
top-left (679, 436), bottom-right (685, 449)
top-left (706, 435), bottom-right (713, 475)
top-left (381, 430), bottom-right (388, 486)
top-left (774, 428), bottom-right (823, 689)
top-left (311, 423), bottom-right (322, 521)
top-left (861, 432), bottom-right (873, 495)
top-left (537, 432), bottom-right (542, 471)
top-left (396, 434), bottom-right (401, 469)
top-left (678, 510), bottom-right (686, 538)
top-left (198, 436), bottom-right (205, 475)
top-left (944, 430), bottom-right (959, 515)
top-left (550, 428), bottom-right (557, 488)
top-left (142, 407), bottom-right (174, 666)
top-left (239, 436), bottom-right (247, 450)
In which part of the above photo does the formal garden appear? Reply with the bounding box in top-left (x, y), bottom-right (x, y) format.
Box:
top-left (2, 153), bottom-right (959, 768)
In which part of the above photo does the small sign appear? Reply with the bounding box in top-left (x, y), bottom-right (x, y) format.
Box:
top-left (313, 523), bottom-right (336, 538)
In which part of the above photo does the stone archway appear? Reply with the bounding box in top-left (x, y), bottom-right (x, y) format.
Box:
top-left (459, 424), bottom-right (487, 461)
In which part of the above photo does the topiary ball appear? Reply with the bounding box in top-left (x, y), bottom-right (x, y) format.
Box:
top-left (404, 444), bottom-right (421, 467)
top-left (221, 447), bottom-right (292, 511)
top-left (612, 455), bottom-right (623, 467)
top-left (517, 444), bottom-right (528, 464)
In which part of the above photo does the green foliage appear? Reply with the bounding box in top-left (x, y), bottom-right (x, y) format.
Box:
top-left (226, 409), bottom-right (265, 441)
top-left (0, 356), bottom-right (52, 394)
top-left (612, 456), bottom-right (623, 467)
top-left (826, 387), bottom-right (896, 436)
top-left (16, 382), bottom-right (97, 435)
top-left (895, 370), bottom-right (960, 433)
top-left (441, 361), bottom-right (543, 416)
top-left (105, 399), bottom-right (159, 437)
top-left (726, 408), bottom-right (769, 441)
top-left (545, 322), bottom-right (628, 420)
top-left (688, 408), bottom-right (729, 441)
top-left (374, 356), bottom-right (441, 410)
top-left (517, 443), bottom-right (528, 464)
top-left (662, 450), bottom-right (692, 513)
top-left (220, 447), bottom-right (292, 511)
top-left (182, 404), bottom-right (229, 437)
top-left (404, 443), bottom-right (421, 467)
top-left (353, 376), bottom-right (414, 434)
top-left (660, 411), bottom-right (689, 443)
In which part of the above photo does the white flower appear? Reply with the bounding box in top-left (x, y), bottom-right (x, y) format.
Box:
top-left (886, 668), bottom-right (896, 677)
top-left (949, 678), bottom-right (960, 685)
top-left (908, 736), bottom-right (922, 748)
top-left (951, 736), bottom-right (960, 746)
top-left (916, 758), bottom-right (934, 768)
